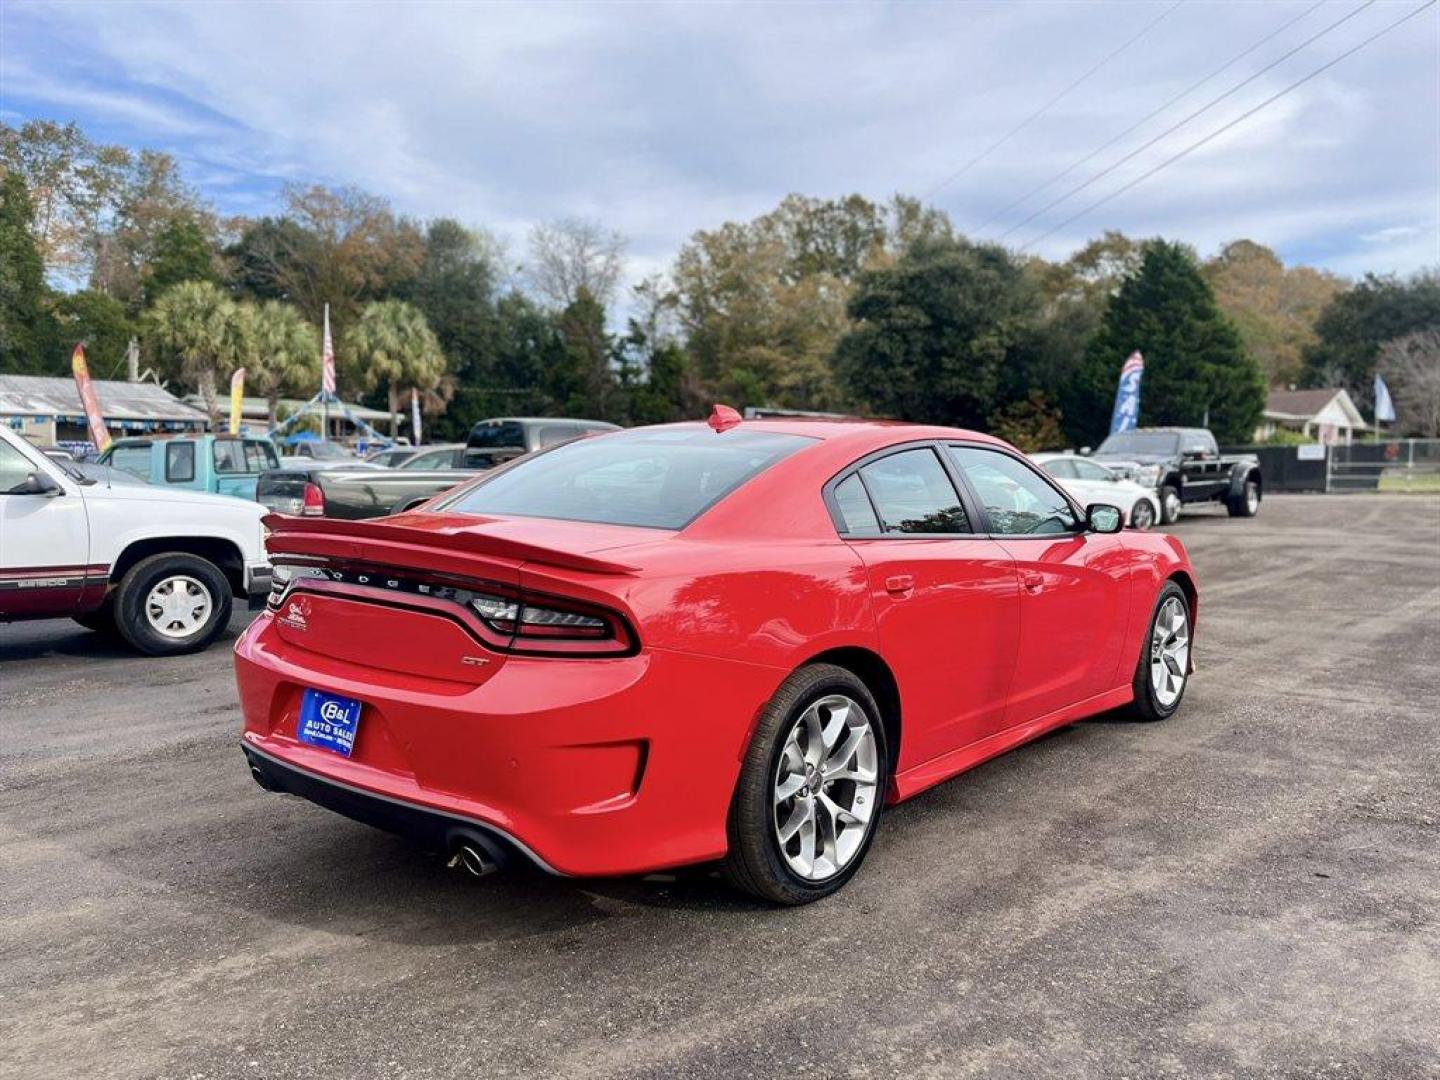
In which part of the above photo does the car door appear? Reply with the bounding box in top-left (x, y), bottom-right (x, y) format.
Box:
top-left (0, 435), bottom-right (93, 617)
top-left (827, 444), bottom-right (1021, 769)
top-left (1180, 431), bottom-right (1225, 500)
top-left (948, 444), bottom-right (1130, 727)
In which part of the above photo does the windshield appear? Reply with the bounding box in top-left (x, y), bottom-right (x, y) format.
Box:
top-left (1097, 431), bottom-right (1179, 455)
top-left (440, 427), bottom-right (814, 529)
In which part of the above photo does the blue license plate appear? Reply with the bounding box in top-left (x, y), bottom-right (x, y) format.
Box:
top-left (297, 689), bottom-right (363, 757)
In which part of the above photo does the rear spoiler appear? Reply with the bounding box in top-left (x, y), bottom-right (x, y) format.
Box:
top-left (262, 513), bottom-right (641, 576)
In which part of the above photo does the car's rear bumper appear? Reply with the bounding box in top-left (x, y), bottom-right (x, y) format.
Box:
top-left (233, 613), bottom-right (786, 876)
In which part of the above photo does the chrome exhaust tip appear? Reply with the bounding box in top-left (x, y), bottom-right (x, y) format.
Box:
top-left (248, 763), bottom-right (272, 791)
top-left (449, 842), bottom-right (498, 878)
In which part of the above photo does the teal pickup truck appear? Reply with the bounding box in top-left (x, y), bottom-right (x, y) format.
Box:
top-left (97, 434), bottom-right (281, 500)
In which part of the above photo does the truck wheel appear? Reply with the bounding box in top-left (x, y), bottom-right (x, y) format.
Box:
top-left (723, 664), bottom-right (888, 905)
top-left (1227, 480), bottom-right (1260, 518)
top-left (73, 597), bottom-right (116, 635)
top-left (1159, 485), bottom-right (1182, 525)
top-left (113, 553), bottom-right (233, 656)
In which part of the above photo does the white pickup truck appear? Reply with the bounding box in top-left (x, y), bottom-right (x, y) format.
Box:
top-left (0, 425), bottom-right (271, 655)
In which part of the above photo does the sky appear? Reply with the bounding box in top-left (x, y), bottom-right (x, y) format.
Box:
top-left (1, 0), bottom-right (1437, 293)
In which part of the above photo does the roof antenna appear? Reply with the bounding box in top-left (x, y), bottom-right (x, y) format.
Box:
top-left (707, 404), bottom-right (742, 433)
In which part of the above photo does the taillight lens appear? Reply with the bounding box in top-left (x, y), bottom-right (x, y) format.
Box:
top-left (301, 483), bottom-right (325, 516)
top-left (469, 591), bottom-right (626, 651)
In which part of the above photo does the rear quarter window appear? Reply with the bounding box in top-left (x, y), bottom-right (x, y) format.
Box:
top-left (165, 442), bottom-right (196, 482)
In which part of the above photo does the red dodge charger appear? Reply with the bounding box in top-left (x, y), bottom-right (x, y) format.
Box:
top-left (236, 414), bottom-right (1197, 903)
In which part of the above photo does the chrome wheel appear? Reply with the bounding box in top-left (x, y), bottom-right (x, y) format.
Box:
top-left (144, 574), bottom-right (213, 639)
top-left (1150, 596), bottom-right (1190, 707)
top-left (772, 694), bottom-right (879, 881)
top-left (1245, 482), bottom-right (1260, 514)
top-left (1162, 488), bottom-right (1181, 524)
top-left (1130, 499), bottom-right (1155, 530)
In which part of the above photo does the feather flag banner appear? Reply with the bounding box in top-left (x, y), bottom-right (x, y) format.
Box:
top-left (1108, 351), bottom-right (1144, 436)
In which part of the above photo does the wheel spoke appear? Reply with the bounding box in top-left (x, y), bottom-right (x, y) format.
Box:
top-left (819, 701), bottom-right (848, 750)
top-left (802, 706), bottom-right (825, 766)
top-left (774, 773), bottom-right (805, 804)
top-left (813, 794), bottom-right (839, 870)
top-left (794, 810), bottom-right (817, 875)
top-left (778, 800), bottom-right (811, 843)
top-left (824, 727), bottom-right (865, 775)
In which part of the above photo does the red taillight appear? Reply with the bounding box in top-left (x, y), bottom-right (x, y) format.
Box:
top-left (468, 589), bottom-right (632, 656)
top-left (301, 483), bottom-right (325, 517)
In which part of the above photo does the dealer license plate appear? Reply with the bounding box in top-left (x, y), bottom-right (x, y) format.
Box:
top-left (296, 689), bottom-right (363, 757)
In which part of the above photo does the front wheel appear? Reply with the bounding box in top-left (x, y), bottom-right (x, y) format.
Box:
top-left (113, 553), bottom-right (233, 656)
top-left (1159, 484), bottom-right (1182, 525)
top-left (1227, 479), bottom-right (1261, 518)
top-left (1128, 582), bottom-right (1192, 722)
top-left (724, 664), bottom-right (888, 905)
top-left (1128, 497), bottom-right (1156, 530)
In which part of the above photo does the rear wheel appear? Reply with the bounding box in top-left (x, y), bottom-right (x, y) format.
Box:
top-left (1128, 498), bottom-right (1156, 530)
top-left (1159, 484), bottom-right (1182, 525)
top-left (1128, 582), bottom-right (1191, 722)
top-left (724, 664), bottom-right (887, 905)
top-left (113, 553), bottom-right (232, 656)
top-left (1227, 479), bottom-right (1261, 518)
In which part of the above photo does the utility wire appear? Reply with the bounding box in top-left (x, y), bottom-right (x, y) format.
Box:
top-left (975, 0), bottom-right (1327, 235)
top-left (997, 0), bottom-right (1377, 242)
top-left (923, 0), bottom-right (1184, 199)
top-left (1018, 0), bottom-right (1438, 253)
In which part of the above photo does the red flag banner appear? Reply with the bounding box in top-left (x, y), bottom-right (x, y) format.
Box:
top-left (70, 344), bottom-right (111, 452)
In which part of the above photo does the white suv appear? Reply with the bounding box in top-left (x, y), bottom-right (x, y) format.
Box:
top-left (0, 426), bottom-right (271, 655)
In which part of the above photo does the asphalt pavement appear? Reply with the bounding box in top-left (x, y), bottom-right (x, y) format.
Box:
top-left (2, 494), bottom-right (1437, 1079)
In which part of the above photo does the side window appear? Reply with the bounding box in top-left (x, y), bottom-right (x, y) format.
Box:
top-left (107, 444), bottom-right (152, 480)
top-left (1183, 432), bottom-right (1214, 456)
top-left (856, 448), bottom-right (970, 534)
top-left (0, 439), bottom-right (37, 492)
top-left (949, 446), bottom-right (1077, 536)
top-left (404, 448), bottom-right (455, 470)
top-left (832, 473), bottom-right (882, 536)
top-left (1072, 459), bottom-right (1111, 481)
top-left (165, 442), bottom-right (196, 483)
top-left (1041, 458), bottom-right (1077, 479)
top-left (537, 424), bottom-right (580, 448)
top-left (244, 441), bottom-right (278, 472)
top-left (213, 440), bottom-right (246, 474)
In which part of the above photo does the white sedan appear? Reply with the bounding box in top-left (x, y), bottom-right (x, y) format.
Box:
top-left (1031, 452), bottom-right (1160, 530)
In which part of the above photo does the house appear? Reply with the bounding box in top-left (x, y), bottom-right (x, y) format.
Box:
top-left (0, 374), bottom-right (208, 449)
top-left (1256, 388), bottom-right (1369, 445)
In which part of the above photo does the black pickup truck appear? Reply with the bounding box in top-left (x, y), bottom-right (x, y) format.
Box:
top-left (1091, 427), bottom-right (1262, 525)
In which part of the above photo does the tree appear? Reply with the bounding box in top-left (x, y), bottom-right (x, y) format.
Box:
top-left (988, 390), bottom-right (1066, 452)
top-left (1378, 329), bottom-right (1440, 436)
top-left (48, 290), bottom-right (136, 376)
top-left (833, 237), bottom-right (1040, 427)
top-left (146, 281), bottom-right (252, 425)
top-left (1075, 240), bottom-right (1265, 445)
top-left (1301, 271), bottom-right (1440, 411)
top-left (344, 300), bottom-right (446, 436)
top-left (249, 301), bottom-right (319, 428)
top-left (1204, 240), bottom-right (1346, 388)
top-left (0, 170), bottom-right (56, 374)
top-left (144, 215), bottom-right (218, 301)
top-left (527, 218), bottom-right (626, 310)
top-left (556, 287), bottom-right (613, 419)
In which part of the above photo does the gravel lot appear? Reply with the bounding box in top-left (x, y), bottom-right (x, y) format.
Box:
top-left (3, 494), bottom-right (1437, 1080)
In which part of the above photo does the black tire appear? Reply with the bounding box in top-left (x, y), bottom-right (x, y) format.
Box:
top-left (1227, 479), bottom-right (1261, 518)
top-left (113, 553), bottom-right (233, 656)
top-left (723, 664), bottom-right (889, 905)
top-left (1128, 581), bottom-right (1191, 722)
top-left (1159, 484), bottom-right (1182, 526)
top-left (73, 596), bottom-right (117, 634)
top-left (1128, 498), bottom-right (1156, 530)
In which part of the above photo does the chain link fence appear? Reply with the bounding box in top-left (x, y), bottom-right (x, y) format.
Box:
top-left (1221, 440), bottom-right (1440, 493)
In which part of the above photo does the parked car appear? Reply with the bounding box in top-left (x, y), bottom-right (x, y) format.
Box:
top-left (466, 417), bottom-right (621, 467)
top-left (1031, 452), bottom-right (1160, 529)
top-left (256, 454), bottom-right (486, 519)
top-left (283, 439), bottom-right (355, 463)
top-left (0, 425), bottom-right (270, 654)
top-left (239, 415), bottom-right (1198, 904)
top-left (1090, 427), bottom-right (1262, 525)
top-left (97, 434), bottom-right (281, 501)
top-left (365, 446), bottom-right (422, 468)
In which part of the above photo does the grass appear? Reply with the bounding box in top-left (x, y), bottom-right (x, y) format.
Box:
top-left (1377, 472), bottom-right (1440, 493)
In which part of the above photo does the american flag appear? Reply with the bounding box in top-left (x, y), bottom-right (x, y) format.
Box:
top-left (1121, 350), bottom-right (1144, 377)
top-left (321, 303), bottom-right (336, 396)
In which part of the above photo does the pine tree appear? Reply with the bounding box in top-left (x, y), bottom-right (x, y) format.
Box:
top-left (0, 171), bottom-right (57, 374)
top-left (1072, 241), bottom-right (1265, 445)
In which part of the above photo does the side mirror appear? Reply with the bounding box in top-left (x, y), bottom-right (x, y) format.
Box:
top-left (14, 471), bottom-right (62, 496)
top-left (1086, 503), bottom-right (1123, 534)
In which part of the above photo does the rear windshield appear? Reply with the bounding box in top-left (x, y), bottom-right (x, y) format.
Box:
top-left (467, 421), bottom-right (527, 449)
top-left (441, 428), bottom-right (814, 529)
top-left (1098, 431), bottom-right (1180, 455)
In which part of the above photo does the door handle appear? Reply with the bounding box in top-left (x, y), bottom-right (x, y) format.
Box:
top-left (1022, 571), bottom-right (1044, 593)
top-left (885, 574), bottom-right (914, 597)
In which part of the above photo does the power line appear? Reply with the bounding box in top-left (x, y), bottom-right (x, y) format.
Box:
top-left (922, 0), bottom-right (1184, 200)
top-left (1018, 0), bottom-right (1438, 254)
top-left (974, 0), bottom-right (1327, 236)
top-left (997, 0), bottom-right (1377, 242)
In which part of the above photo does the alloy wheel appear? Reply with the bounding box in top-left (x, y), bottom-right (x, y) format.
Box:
top-left (1150, 596), bottom-right (1190, 707)
top-left (145, 575), bottom-right (213, 639)
top-left (1162, 490), bottom-right (1181, 523)
top-left (772, 694), bottom-right (879, 881)
top-left (1246, 482), bottom-right (1260, 514)
top-left (1130, 500), bottom-right (1155, 529)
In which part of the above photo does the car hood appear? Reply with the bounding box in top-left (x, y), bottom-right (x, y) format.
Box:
top-left (1092, 452), bottom-right (1170, 467)
top-left (81, 479), bottom-right (266, 517)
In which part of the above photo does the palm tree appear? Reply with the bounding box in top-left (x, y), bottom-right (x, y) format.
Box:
top-left (250, 301), bottom-right (319, 429)
top-left (146, 281), bottom-right (251, 427)
top-left (344, 300), bottom-right (446, 436)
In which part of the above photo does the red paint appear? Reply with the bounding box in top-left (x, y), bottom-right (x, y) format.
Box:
top-left (236, 420), bottom-right (1198, 876)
